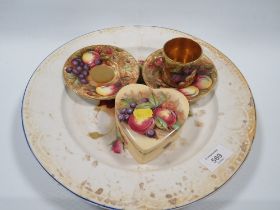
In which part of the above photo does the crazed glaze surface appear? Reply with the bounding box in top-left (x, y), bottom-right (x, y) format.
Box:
top-left (22, 26), bottom-right (256, 209)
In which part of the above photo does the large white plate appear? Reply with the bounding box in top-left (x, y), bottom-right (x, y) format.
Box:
top-left (22, 26), bottom-right (256, 209)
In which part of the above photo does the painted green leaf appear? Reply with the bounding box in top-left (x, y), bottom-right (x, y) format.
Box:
top-left (116, 130), bottom-right (121, 139)
top-left (120, 98), bottom-right (135, 107)
top-left (65, 73), bottom-right (76, 80)
top-left (170, 68), bottom-right (182, 73)
top-left (155, 117), bottom-right (168, 130)
top-left (149, 93), bottom-right (160, 107)
top-left (124, 65), bottom-right (132, 71)
top-left (172, 122), bottom-right (181, 130)
top-left (73, 78), bottom-right (81, 87)
top-left (101, 55), bottom-right (110, 60)
top-left (136, 102), bottom-right (153, 109)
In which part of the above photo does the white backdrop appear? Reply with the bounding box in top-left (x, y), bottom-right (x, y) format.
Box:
top-left (0, 0), bottom-right (279, 209)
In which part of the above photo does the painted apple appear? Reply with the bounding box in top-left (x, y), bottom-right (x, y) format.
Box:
top-left (178, 86), bottom-right (199, 98)
top-left (194, 75), bottom-right (212, 90)
top-left (111, 139), bottom-right (122, 154)
top-left (161, 101), bottom-right (177, 111)
top-left (96, 84), bottom-right (120, 96)
top-left (154, 108), bottom-right (177, 127)
top-left (128, 114), bottom-right (155, 134)
top-left (82, 51), bottom-right (101, 67)
top-left (154, 57), bottom-right (164, 67)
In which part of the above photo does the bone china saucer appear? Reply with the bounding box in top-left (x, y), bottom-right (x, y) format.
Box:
top-left (142, 49), bottom-right (218, 102)
top-left (63, 45), bottom-right (139, 100)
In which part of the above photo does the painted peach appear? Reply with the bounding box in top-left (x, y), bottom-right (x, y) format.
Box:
top-left (96, 84), bottom-right (119, 96)
top-left (111, 139), bottom-right (122, 154)
top-left (82, 51), bottom-right (101, 67)
top-left (154, 57), bottom-right (164, 67)
top-left (161, 101), bottom-right (177, 111)
top-left (178, 86), bottom-right (199, 98)
top-left (194, 75), bottom-right (212, 90)
top-left (128, 115), bottom-right (155, 134)
top-left (154, 108), bottom-right (177, 127)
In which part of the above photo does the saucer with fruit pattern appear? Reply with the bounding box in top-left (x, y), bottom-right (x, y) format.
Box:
top-left (63, 45), bottom-right (139, 100)
top-left (142, 49), bottom-right (218, 102)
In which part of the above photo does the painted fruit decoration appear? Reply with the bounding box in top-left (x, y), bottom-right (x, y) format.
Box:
top-left (82, 51), bottom-right (101, 67)
top-left (154, 108), bottom-right (177, 128)
top-left (96, 84), bottom-right (121, 96)
top-left (117, 92), bottom-right (182, 138)
top-left (64, 46), bottom-right (123, 97)
top-left (64, 49), bottom-right (103, 85)
top-left (144, 52), bottom-right (215, 101)
top-left (178, 75), bottom-right (213, 100)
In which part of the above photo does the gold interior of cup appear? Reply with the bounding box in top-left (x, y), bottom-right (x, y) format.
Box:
top-left (163, 37), bottom-right (202, 64)
top-left (89, 64), bottom-right (115, 83)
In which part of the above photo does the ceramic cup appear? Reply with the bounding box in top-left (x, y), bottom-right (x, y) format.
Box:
top-left (162, 37), bottom-right (203, 88)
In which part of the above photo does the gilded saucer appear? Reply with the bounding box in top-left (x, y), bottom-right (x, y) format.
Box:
top-left (63, 45), bottom-right (139, 100)
top-left (142, 49), bottom-right (218, 102)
